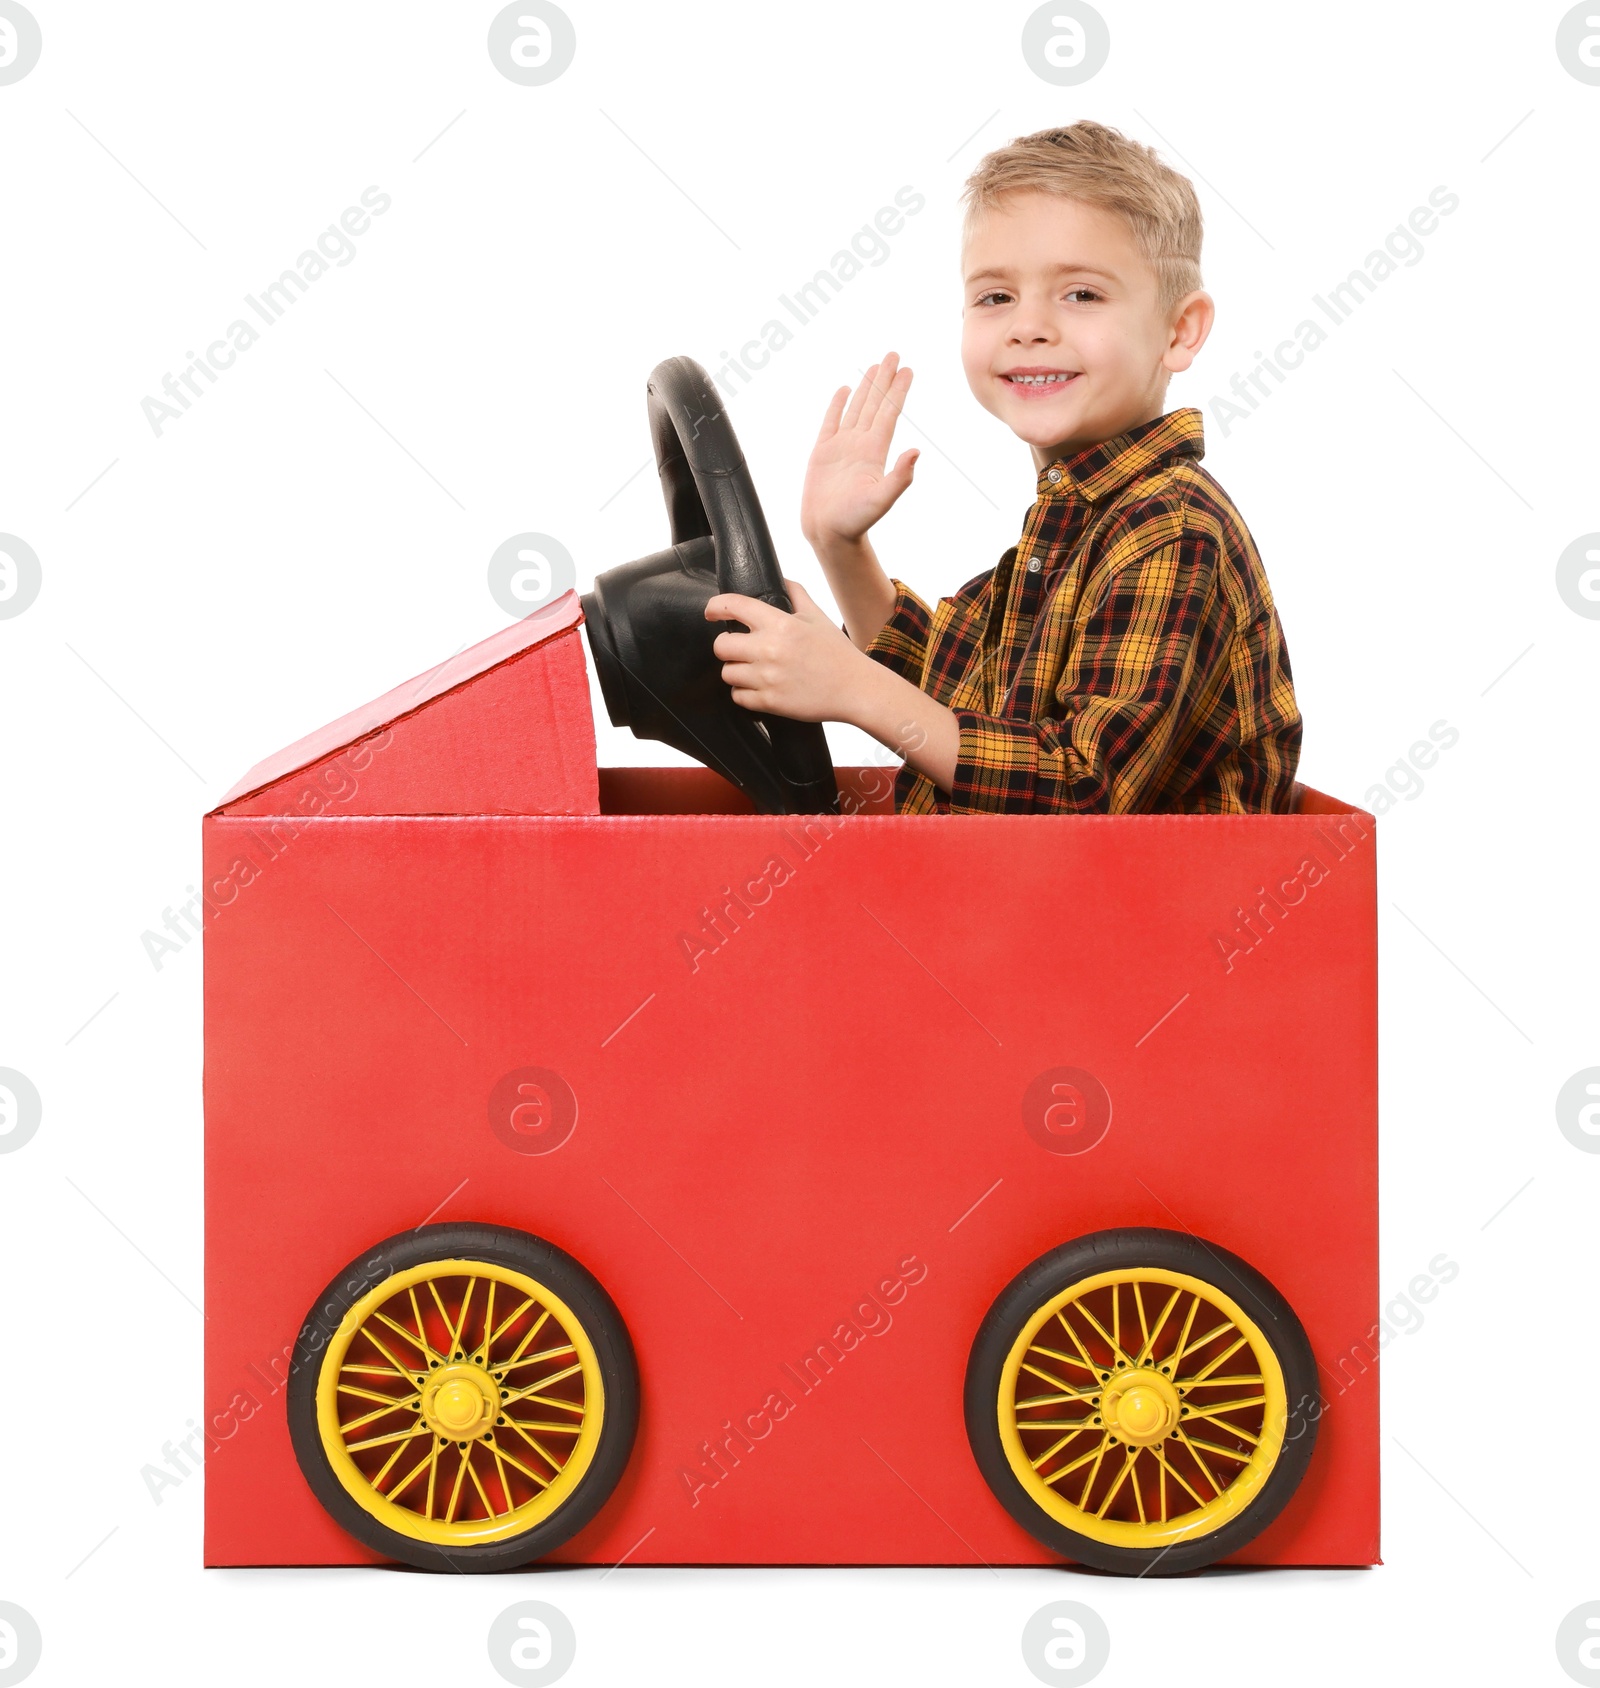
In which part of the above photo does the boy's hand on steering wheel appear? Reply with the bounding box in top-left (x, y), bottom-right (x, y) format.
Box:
top-left (800, 351), bottom-right (920, 549)
top-left (705, 579), bottom-right (875, 726)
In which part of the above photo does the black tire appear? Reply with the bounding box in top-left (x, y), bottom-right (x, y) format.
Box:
top-left (965, 1228), bottom-right (1319, 1576)
top-left (287, 1222), bottom-right (638, 1573)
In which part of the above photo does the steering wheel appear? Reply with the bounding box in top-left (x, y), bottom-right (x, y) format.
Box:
top-left (582, 356), bottom-right (840, 815)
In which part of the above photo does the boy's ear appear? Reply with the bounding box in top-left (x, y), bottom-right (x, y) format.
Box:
top-left (1163, 289), bottom-right (1215, 374)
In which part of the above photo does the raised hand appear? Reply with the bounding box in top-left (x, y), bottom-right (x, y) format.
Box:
top-left (800, 351), bottom-right (920, 549)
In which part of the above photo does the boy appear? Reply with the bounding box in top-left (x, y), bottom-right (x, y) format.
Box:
top-left (704, 120), bottom-right (1302, 814)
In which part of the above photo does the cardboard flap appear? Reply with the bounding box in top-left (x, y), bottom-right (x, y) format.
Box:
top-left (213, 592), bottom-right (599, 818)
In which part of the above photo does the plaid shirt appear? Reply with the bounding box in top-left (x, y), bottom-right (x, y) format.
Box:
top-left (863, 407), bottom-right (1302, 815)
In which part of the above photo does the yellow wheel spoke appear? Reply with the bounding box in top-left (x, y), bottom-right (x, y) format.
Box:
top-left (493, 1437), bottom-right (554, 1490)
top-left (1015, 1389), bottom-right (1097, 1409)
top-left (342, 1394), bottom-right (422, 1434)
top-left (501, 1343), bottom-right (577, 1372)
top-left (1181, 1433), bottom-right (1252, 1465)
top-left (1076, 1433), bottom-right (1113, 1507)
top-left (337, 1382), bottom-right (417, 1409)
top-left (1020, 1361), bottom-right (1091, 1391)
top-left (503, 1308), bottom-right (553, 1369)
top-left (1186, 1409), bottom-right (1260, 1446)
top-left (450, 1277), bottom-right (477, 1355)
top-left (1185, 1334), bottom-right (1251, 1385)
top-left (1029, 1426), bottom-right (1096, 1470)
top-left (504, 1418), bottom-right (585, 1435)
top-left (501, 1361), bottom-right (583, 1405)
top-left (444, 1446), bottom-right (469, 1523)
top-left (1179, 1318), bottom-right (1236, 1363)
top-left (1175, 1425), bottom-right (1223, 1496)
top-left (427, 1279), bottom-right (454, 1349)
top-left (390, 1440), bottom-right (442, 1505)
top-left (1042, 1434), bottom-right (1109, 1487)
top-left (1186, 1394), bottom-right (1265, 1418)
top-left (1133, 1283), bottom-right (1149, 1356)
top-left (425, 1441), bottom-right (441, 1520)
top-left (1024, 1342), bottom-right (1094, 1371)
top-left (1158, 1450), bottom-right (1167, 1522)
top-left (340, 1363), bottom-right (408, 1381)
top-left (464, 1449), bottom-right (496, 1518)
top-left (1172, 1293), bottom-right (1202, 1372)
top-left (1185, 1374), bottom-right (1263, 1390)
top-left (346, 1420), bottom-right (431, 1455)
top-left (475, 1280), bottom-right (497, 1367)
top-left (486, 1437), bottom-right (518, 1513)
top-left (1130, 1448), bottom-right (1147, 1525)
top-left (520, 1432), bottom-right (568, 1473)
top-left (359, 1328), bottom-right (422, 1387)
top-left (1136, 1286), bottom-right (1182, 1367)
top-left (1016, 1417), bottom-right (1098, 1431)
top-left (1094, 1447), bottom-right (1136, 1518)
top-left (485, 1294), bottom-right (538, 1353)
top-left (1073, 1298), bottom-right (1134, 1369)
top-left (407, 1286), bottom-right (440, 1363)
top-left (506, 1390), bottom-right (585, 1414)
top-left (372, 1428), bottom-right (422, 1491)
top-left (1054, 1309), bottom-right (1102, 1376)
top-left (372, 1308), bottom-right (430, 1363)
top-left (1149, 1443), bottom-right (1207, 1508)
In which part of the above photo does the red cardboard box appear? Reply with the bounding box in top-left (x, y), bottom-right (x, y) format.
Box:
top-left (203, 592), bottom-right (1378, 1568)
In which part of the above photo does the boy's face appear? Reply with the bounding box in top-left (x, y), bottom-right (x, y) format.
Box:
top-left (960, 191), bottom-right (1212, 470)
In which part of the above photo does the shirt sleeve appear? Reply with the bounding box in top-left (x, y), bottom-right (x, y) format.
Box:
top-left (857, 577), bottom-right (934, 685)
top-left (946, 535), bottom-right (1216, 815)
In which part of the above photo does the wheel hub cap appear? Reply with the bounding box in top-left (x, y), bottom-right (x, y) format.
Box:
top-left (420, 1362), bottom-right (501, 1440)
top-left (1101, 1368), bottom-right (1180, 1446)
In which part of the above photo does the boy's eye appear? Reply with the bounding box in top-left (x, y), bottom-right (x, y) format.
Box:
top-left (972, 286), bottom-right (1103, 306)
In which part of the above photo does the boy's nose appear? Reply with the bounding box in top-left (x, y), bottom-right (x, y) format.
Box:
top-left (1008, 314), bottom-right (1057, 344)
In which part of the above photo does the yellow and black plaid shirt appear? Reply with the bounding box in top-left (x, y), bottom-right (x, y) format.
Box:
top-left (864, 407), bottom-right (1302, 814)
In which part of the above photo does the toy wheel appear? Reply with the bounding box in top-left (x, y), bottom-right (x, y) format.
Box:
top-left (288, 1222), bottom-right (638, 1572)
top-left (965, 1228), bottom-right (1318, 1576)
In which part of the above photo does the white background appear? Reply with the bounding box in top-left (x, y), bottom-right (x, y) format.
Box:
top-left (1, 1), bottom-right (1596, 1683)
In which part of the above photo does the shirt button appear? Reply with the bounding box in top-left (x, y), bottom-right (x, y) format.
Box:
top-left (1026, 558), bottom-right (1042, 572)
top-left (1046, 468), bottom-right (1062, 483)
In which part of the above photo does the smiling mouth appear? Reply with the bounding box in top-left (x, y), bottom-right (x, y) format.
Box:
top-left (1002, 372), bottom-right (1079, 388)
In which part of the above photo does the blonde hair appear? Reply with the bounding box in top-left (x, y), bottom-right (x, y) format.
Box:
top-left (960, 121), bottom-right (1203, 318)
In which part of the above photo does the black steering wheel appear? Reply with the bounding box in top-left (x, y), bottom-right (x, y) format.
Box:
top-left (582, 356), bottom-right (840, 815)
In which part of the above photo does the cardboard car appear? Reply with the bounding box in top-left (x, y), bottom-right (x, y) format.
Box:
top-left (202, 360), bottom-right (1379, 1576)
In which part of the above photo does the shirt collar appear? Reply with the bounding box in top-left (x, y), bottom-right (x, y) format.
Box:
top-left (1034, 407), bottom-right (1205, 502)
